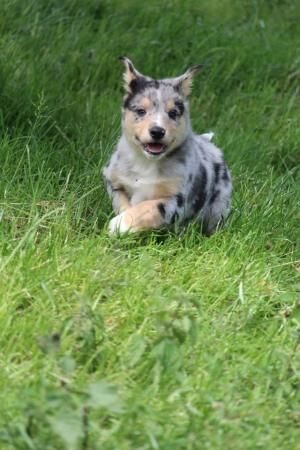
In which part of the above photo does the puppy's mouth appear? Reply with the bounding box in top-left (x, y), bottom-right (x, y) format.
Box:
top-left (143, 143), bottom-right (166, 155)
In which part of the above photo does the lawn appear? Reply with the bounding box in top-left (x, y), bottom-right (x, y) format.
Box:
top-left (0, 0), bottom-right (299, 449)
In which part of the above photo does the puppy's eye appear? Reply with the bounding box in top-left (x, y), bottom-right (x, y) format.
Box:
top-left (168, 109), bottom-right (178, 120)
top-left (136, 108), bottom-right (146, 117)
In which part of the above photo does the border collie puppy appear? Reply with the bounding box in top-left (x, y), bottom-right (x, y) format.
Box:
top-left (103, 57), bottom-right (232, 234)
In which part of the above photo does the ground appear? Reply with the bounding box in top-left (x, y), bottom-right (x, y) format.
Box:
top-left (0, 1), bottom-right (299, 449)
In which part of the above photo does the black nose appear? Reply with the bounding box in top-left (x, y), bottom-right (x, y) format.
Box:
top-left (150, 126), bottom-right (166, 140)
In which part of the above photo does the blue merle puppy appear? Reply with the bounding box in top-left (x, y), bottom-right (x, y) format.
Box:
top-left (103, 57), bottom-right (232, 234)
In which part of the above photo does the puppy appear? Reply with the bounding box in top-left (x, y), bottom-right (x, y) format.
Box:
top-left (103, 57), bottom-right (232, 234)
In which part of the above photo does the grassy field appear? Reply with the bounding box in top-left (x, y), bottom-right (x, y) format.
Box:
top-left (0, 0), bottom-right (299, 448)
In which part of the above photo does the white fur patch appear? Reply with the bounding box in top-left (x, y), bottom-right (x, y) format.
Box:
top-left (109, 212), bottom-right (133, 234)
top-left (201, 132), bottom-right (214, 141)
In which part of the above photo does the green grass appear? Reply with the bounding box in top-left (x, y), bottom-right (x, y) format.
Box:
top-left (0, 0), bottom-right (300, 449)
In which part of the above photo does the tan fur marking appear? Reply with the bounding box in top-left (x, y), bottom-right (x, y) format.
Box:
top-left (112, 190), bottom-right (131, 214)
top-left (178, 66), bottom-right (201, 97)
top-left (124, 111), bottom-right (153, 146)
top-left (153, 179), bottom-right (181, 198)
top-left (141, 97), bottom-right (151, 110)
top-left (165, 99), bottom-right (175, 110)
top-left (123, 71), bottom-right (134, 91)
top-left (180, 78), bottom-right (193, 97)
top-left (122, 199), bottom-right (168, 231)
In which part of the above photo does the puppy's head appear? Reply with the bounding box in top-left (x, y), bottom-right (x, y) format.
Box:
top-left (119, 56), bottom-right (201, 160)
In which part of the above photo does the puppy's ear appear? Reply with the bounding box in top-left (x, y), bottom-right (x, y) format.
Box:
top-left (173, 65), bottom-right (202, 97)
top-left (118, 56), bottom-right (145, 93)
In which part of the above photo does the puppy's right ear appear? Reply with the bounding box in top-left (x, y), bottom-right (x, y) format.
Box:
top-left (118, 56), bottom-right (144, 93)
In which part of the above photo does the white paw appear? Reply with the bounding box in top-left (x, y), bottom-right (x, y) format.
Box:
top-left (108, 212), bottom-right (133, 235)
top-left (201, 131), bottom-right (214, 141)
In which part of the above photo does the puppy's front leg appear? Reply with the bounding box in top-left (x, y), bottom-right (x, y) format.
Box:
top-left (103, 169), bottom-right (131, 213)
top-left (109, 197), bottom-right (178, 234)
top-left (111, 189), bottom-right (131, 214)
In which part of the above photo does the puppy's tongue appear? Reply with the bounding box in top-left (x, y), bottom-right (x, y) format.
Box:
top-left (146, 143), bottom-right (165, 154)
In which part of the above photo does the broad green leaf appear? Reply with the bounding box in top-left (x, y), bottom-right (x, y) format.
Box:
top-left (87, 381), bottom-right (122, 413)
top-left (124, 333), bottom-right (146, 367)
top-left (49, 409), bottom-right (83, 450)
top-left (59, 355), bottom-right (76, 375)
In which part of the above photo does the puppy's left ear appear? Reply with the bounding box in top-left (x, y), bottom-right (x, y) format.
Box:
top-left (118, 56), bottom-right (145, 93)
top-left (173, 65), bottom-right (202, 97)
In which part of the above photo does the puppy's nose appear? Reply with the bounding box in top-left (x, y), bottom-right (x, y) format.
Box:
top-left (150, 126), bottom-right (166, 140)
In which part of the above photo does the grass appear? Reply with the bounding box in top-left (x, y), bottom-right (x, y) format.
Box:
top-left (0, 0), bottom-right (299, 448)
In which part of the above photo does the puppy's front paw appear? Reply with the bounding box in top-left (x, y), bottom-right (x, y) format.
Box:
top-left (108, 212), bottom-right (134, 235)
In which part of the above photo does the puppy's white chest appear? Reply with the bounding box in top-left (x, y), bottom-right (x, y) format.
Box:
top-left (120, 169), bottom-right (160, 205)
